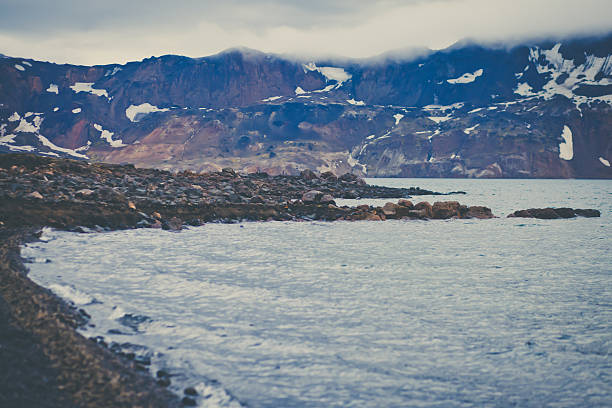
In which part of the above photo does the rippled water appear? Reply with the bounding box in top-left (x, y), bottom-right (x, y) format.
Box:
top-left (25, 179), bottom-right (612, 407)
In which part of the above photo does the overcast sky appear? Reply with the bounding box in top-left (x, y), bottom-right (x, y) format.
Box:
top-left (1, 0), bottom-right (611, 65)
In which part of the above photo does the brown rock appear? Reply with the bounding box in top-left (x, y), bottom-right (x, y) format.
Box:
top-left (382, 202), bottom-right (398, 216)
top-left (432, 201), bottom-right (461, 219)
top-left (413, 201), bottom-right (432, 218)
top-left (302, 190), bottom-right (323, 203)
top-left (320, 194), bottom-right (335, 204)
top-left (76, 188), bottom-right (95, 198)
top-left (574, 209), bottom-right (600, 217)
top-left (26, 191), bottom-right (43, 200)
top-left (553, 208), bottom-right (576, 218)
top-left (466, 206), bottom-right (494, 219)
top-left (128, 201), bottom-right (136, 210)
top-left (365, 213), bottom-right (382, 221)
top-left (300, 169), bottom-right (318, 180)
top-left (397, 199), bottom-right (413, 208)
top-left (320, 171), bottom-right (337, 181)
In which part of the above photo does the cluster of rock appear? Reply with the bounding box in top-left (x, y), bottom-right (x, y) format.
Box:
top-left (508, 208), bottom-right (601, 219)
top-left (333, 200), bottom-right (494, 221)
top-left (0, 153), bottom-right (481, 230)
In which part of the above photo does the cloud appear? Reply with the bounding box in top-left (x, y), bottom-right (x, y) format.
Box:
top-left (0, 0), bottom-right (610, 65)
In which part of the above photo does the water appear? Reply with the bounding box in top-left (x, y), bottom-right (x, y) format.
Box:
top-left (24, 179), bottom-right (612, 407)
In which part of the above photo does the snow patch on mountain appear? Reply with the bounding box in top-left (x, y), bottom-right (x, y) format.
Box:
top-left (428, 115), bottom-right (452, 124)
top-left (447, 69), bottom-right (483, 84)
top-left (38, 134), bottom-right (89, 159)
top-left (72, 108), bottom-right (81, 114)
top-left (125, 103), bottom-right (169, 122)
top-left (521, 43), bottom-right (612, 109)
top-left (294, 87), bottom-right (307, 95)
top-left (347, 99), bottom-right (365, 106)
top-left (21, 61), bottom-right (32, 67)
top-left (303, 62), bottom-right (351, 83)
top-left (599, 157), bottom-right (610, 167)
top-left (261, 96), bottom-right (283, 102)
top-left (14, 64), bottom-right (25, 71)
top-left (47, 84), bottom-right (59, 94)
top-left (8, 112), bottom-right (20, 122)
top-left (559, 126), bottom-right (573, 160)
top-left (464, 124), bottom-right (480, 134)
top-left (93, 124), bottom-right (125, 147)
top-left (393, 114), bottom-right (404, 125)
top-left (70, 82), bottom-right (110, 99)
top-left (105, 66), bottom-right (122, 76)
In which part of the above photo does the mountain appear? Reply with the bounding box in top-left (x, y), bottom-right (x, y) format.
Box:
top-left (1, 34), bottom-right (611, 178)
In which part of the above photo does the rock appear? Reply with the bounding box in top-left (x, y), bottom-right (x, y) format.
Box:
top-left (339, 173), bottom-right (360, 183)
top-left (407, 209), bottom-right (429, 219)
top-left (26, 191), bottom-right (43, 199)
top-left (184, 387), bottom-right (198, 396)
top-left (152, 211), bottom-right (162, 219)
top-left (319, 194), bottom-right (334, 204)
top-left (128, 201), bottom-right (136, 210)
top-left (320, 171), bottom-right (337, 181)
top-left (162, 217), bottom-right (183, 231)
top-left (221, 167), bottom-right (236, 176)
top-left (432, 201), bottom-right (461, 219)
top-left (300, 169), bottom-right (318, 180)
top-left (413, 201), bottom-right (432, 218)
top-left (76, 188), bottom-right (95, 198)
top-left (249, 195), bottom-right (264, 204)
top-left (466, 206), bottom-right (494, 219)
top-left (365, 213), bottom-right (382, 221)
top-left (302, 190), bottom-right (324, 203)
top-left (382, 202), bottom-right (398, 216)
top-left (397, 199), bottom-right (413, 208)
top-left (554, 208), bottom-right (576, 218)
top-left (509, 207), bottom-right (600, 219)
top-left (574, 208), bottom-right (600, 217)
top-left (181, 396), bottom-right (197, 406)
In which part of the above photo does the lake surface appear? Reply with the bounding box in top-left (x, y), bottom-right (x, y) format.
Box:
top-left (24, 179), bottom-right (612, 407)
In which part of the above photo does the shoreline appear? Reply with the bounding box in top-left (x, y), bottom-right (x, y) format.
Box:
top-left (5, 152), bottom-right (597, 407)
top-left (0, 228), bottom-right (182, 407)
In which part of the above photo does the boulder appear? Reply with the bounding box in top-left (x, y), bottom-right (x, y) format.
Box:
top-left (466, 206), bottom-right (494, 219)
top-left (302, 190), bottom-right (324, 203)
top-left (162, 217), bottom-right (183, 231)
top-left (320, 171), bottom-right (337, 181)
top-left (75, 188), bottom-right (95, 199)
top-left (339, 173), bottom-right (360, 183)
top-left (26, 191), bottom-right (43, 199)
top-left (413, 201), bottom-right (432, 217)
top-left (299, 169), bottom-right (318, 180)
top-left (432, 201), bottom-right (461, 219)
top-left (554, 208), bottom-right (576, 218)
top-left (320, 194), bottom-right (335, 204)
top-left (397, 199), bottom-right (413, 208)
top-left (574, 208), bottom-right (600, 217)
top-left (508, 207), bottom-right (600, 219)
top-left (382, 202), bottom-right (398, 216)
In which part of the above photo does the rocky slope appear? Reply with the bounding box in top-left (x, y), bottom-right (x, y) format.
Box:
top-left (1, 34), bottom-right (611, 178)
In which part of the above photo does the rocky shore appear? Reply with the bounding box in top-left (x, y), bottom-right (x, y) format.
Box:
top-left (0, 152), bottom-right (495, 407)
top-left (1, 154), bottom-right (484, 231)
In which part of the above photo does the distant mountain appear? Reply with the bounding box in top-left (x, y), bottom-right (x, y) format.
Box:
top-left (1, 34), bottom-right (611, 178)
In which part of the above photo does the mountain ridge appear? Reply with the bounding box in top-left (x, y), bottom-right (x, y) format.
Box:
top-left (1, 33), bottom-right (611, 178)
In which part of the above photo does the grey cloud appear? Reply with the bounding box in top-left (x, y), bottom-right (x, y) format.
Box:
top-left (0, 0), bottom-right (610, 65)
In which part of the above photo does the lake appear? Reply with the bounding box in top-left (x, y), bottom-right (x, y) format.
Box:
top-left (24, 178), bottom-right (612, 407)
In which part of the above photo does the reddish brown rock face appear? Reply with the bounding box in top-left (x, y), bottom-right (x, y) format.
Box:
top-left (1, 35), bottom-right (611, 178)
